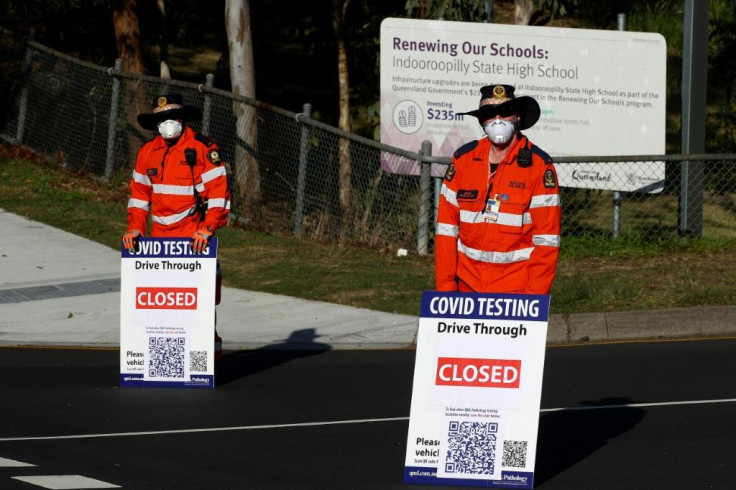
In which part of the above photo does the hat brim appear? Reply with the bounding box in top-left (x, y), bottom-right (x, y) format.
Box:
top-left (460, 96), bottom-right (540, 130)
top-left (137, 106), bottom-right (202, 131)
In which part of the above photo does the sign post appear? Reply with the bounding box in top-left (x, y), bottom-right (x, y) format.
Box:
top-left (404, 291), bottom-right (550, 488)
top-left (120, 237), bottom-right (217, 388)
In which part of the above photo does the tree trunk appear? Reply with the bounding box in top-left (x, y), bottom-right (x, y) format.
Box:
top-left (514, 0), bottom-right (534, 25)
top-left (112, 0), bottom-right (147, 170)
top-left (156, 0), bottom-right (171, 79)
top-left (225, 0), bottom-right (262, 220)
top-left (332, 0), bottom-right (354, 240)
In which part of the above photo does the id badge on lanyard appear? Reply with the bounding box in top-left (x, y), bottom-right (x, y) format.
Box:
top-left (483, 195), bottom-right (500, 221)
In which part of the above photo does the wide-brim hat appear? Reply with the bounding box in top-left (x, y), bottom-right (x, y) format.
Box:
top-left (460, 84), bottom-right (540, 130)
top-left (137, 94), bottom-right (202, 130)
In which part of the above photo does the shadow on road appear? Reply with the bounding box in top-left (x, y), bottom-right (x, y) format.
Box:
top-left (215, 327), bottom-right (331, 385)
top-left (534, 397), bottom-right (646, 485)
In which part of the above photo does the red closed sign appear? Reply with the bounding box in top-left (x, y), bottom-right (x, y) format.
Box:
top-left (136, 287), bottom-right (198, 310)
top-left (435, 357), bottom-right (521, 388)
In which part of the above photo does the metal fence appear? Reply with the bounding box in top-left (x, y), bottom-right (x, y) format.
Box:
top-left (3, 40), bottom-right (736, 253)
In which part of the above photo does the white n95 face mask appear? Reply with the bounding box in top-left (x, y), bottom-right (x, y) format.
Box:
top-left (483, 119), bottom-right (516, 145)
top-left (158, 119), bottom-right (182, 140)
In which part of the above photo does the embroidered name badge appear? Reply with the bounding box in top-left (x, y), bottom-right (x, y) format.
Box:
top-left (457, 189), bottom-right (479, 200)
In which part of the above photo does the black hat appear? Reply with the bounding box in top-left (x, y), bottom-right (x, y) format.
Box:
top-left (137, 94), bottom-right (202, 130)
top-left (460, 84), bottom-right (540, 130)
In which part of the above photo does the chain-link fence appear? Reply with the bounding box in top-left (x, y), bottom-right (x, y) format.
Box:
top-left (3, 40), bottom-right (736, 252)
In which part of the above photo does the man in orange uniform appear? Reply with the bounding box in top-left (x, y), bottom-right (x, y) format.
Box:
top-left (122, 94), bottom-right (231, 358)
top-left (435, 84), bottom-right (561, 294)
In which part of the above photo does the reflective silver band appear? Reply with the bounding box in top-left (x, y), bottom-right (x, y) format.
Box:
top-left (532, 234), bottom-right (561, 247)
top-left (127, 198), bottom-right (150, 211)
top-left (436, 223), bottom-right (459, 237)
top-left (458, 241), bottom-right (533, 264)
top-left (441, 184), bottom-right (458, 207)
top-left (152, 208), bottom-right (191, 226)
top-left (207, 198), bottom-right (231, 210)
top-left (530, 194), bottom-right (561, 208)
top-left (201, 167), bottom-right (227, 184)
top-left (132, 171), bottom-right (151, 186)
top-left (152, 184), bottom-right (197, 196)
top-left (459, 210), bottom-right (532, 227)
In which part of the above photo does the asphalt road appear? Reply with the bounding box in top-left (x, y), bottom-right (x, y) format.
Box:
top-left (1, 339), bottom-right (735, 489)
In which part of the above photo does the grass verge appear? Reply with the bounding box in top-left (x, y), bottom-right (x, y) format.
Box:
top-left (1, 145), bottom-right (734, 316)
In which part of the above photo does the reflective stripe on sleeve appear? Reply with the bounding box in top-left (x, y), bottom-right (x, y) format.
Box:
top-left (530, 194), bottom-right (561, 208)
top-left (532, 234), bottom-right (561, 247)
top-left (441, 184), bottom-right (458, 207)
top-left (127, 198), bottom-right (150, 211)
top-left (436, 223), bottom-right (459, 237)
top-left (201, 167), bottom-right (227, 184)
top-left (152, 208), bottom-right (191, 226)
top-left (132, 171), bottom-right (152, 186)
top-left (458, 240), bottom-right (534, 264)
top-left (207, 198), bottom-right (231, 210)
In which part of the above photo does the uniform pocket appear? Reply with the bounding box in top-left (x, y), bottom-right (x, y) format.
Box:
top-left (497, 200), bottom-right (527, 234)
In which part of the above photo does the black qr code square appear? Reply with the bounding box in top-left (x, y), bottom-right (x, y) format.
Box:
top-left (502, 440), bottom-right (528, 468)
top-left (190, 351), bottom-right (207, 372)
top-left (444, 420), bottom-right (498, 475)
top-left (148, 337), bottom-right (185, 378)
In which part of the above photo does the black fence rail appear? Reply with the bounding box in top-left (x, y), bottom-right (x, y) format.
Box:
top-left (3, 40), bottom-right (735, 253)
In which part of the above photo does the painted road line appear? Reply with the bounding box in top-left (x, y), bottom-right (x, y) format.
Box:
top-left (11, 475), bottom-right (120, 489)
top-left (0, 456), bottom-right (35, 467)
top-left (1, 397), bottom-right (735, 442)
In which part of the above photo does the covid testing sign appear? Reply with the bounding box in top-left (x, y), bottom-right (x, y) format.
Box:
top-left (380, 18), bottom-right (667, 193)
top-left (120, 237), bottom-right (217, 388)
top-left (404, 291), bottom-right (550, 488)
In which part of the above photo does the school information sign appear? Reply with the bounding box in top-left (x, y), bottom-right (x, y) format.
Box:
top-left (404, 291), bottom-right (550, 488)
top-left (120, 237), bottom-right (217, 388)
top-left (380, 18), bottom-right (667, 193)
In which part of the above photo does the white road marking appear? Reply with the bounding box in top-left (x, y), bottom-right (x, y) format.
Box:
top-left (0, 456), bottom-right (35, 467)
top-left (1, 397), bottom-right (734, 442)
top-left (11, 475), bottom-right (120, 489)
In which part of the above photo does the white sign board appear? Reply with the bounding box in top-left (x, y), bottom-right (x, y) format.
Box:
top-left (380, 18), bottom-right (667, 192)
top-left (404, 291), bottom-right (549, 488)
top-left (120, 237), bottom-right (217, 388)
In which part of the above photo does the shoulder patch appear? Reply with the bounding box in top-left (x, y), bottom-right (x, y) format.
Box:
top-left (194, 132), bottom-right (215, 148)
top-left (453, 140), bottom-right (479, 160)
top-left (543, 167), bottom-right (557, 188)
top-left (531, 145), bottom-right (553, 164)
top-left (207, 149), bottom-right (222, 165)
top-left (444, 163), bottom-right (456, 182)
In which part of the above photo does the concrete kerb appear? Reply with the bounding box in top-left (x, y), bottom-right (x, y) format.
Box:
top-left (547, 306), bottom-right (736, 345)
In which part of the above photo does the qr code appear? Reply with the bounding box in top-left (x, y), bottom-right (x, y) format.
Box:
top-left (148, 337), bottom-right (185, 378)
top-left (502, 440), bottom-right (528, 468)
top-left (190, 351), bottom-right (207, 372)
top-left (444, 421), bottom-right (498, 475)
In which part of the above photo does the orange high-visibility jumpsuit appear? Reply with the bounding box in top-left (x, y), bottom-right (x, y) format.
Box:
top-left (126, 126), bottom-right (230, 238)
top-left (435, 134), bottom-right (561, 294)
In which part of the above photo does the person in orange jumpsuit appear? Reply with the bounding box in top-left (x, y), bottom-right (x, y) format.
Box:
top-left (435, 84), bottom-right (561, 294)
top-left (122, 94), bottom-right (231, 358)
